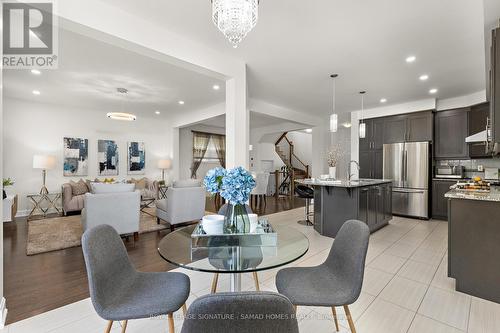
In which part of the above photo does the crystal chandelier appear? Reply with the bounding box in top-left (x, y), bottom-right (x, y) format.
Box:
top-left (212, 0), bottom-right (259, 48)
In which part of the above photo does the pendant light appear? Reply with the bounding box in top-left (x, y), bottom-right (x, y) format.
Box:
top-left (107, 88), bottom-right (137, 121)
top-left (359, 91), bottom-right (366, 139)
top-left (330, 74), bottom-right (338, 132)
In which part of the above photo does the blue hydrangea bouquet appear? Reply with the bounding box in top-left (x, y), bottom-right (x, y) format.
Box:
top-left (204, 166), bottom-right (256, 233)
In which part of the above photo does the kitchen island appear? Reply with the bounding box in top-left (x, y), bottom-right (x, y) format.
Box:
top-left (297, 179), bottom-right (392, 238)
top-left (446, 187), bottom-right (500, 303)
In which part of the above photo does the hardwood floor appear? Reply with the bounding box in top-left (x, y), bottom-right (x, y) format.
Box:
top-left (3, 195), bottom-right (306, 324)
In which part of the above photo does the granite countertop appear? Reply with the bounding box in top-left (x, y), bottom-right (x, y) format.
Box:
top-left (445, 186), bottom-right (500, 202)
top-left (296, 178), bottom-right (392, 188)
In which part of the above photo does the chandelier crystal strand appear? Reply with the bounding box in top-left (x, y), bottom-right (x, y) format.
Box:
top-left (212, 0), bottom-right (259, 48)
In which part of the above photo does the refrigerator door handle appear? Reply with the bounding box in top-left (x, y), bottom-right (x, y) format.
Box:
top-left (404, 150), bottom-right (408, 184)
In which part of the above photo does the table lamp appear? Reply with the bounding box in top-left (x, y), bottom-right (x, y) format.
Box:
top-left (33, 155), bottom-right (56, 194)
top-left (157, 159), bottom-right (172, 181)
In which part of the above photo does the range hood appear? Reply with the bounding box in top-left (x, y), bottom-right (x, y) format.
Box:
top-left (466, 130), bottom-right (488, 143)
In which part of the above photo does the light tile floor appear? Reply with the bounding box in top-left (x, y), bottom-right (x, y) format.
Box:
top-left (3, 208), bottom-right (500, 333)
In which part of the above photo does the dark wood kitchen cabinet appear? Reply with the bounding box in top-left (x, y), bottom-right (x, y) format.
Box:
top-left (359, 150), bottom-right (383, 179)
top-left (468, 102), bottom-right (490, 158)
top-left (434, 108), bottom-right (469, 159)
top-left (383, 111), bottom-right (433, 143)
top-left (432, 180), bottom-right (456, 219)
top-left (359, 118), bottom-right (385, 151)
top-left (357, 184), bottom-right (391, 232)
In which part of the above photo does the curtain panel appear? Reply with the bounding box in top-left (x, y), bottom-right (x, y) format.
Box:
top-left (190, 131), bottom-right (226, 179)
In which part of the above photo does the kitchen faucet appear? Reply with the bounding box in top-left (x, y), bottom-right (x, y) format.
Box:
top-left (348, 160), bottom-right (360, 181)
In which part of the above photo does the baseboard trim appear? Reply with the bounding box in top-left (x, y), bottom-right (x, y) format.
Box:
top-left (0, 297), bottom-right (8, 328)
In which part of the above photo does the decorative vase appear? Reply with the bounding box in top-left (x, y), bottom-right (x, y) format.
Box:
top-left (223, 203), bottom-right (250, 234)
top-left (329, 166), bottom-right (337, 179)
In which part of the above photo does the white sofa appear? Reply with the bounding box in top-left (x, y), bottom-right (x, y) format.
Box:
top-left (156, 180), bottom-right (206, 231)
top-left (81, 184), bottom-right (140, 238)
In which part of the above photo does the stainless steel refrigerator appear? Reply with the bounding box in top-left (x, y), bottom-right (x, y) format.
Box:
top-left (383, 142), bottom-right (429, 219)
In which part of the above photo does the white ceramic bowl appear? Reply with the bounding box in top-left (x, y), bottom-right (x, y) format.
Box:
top-left (202, 215), bottom-right (225, 235)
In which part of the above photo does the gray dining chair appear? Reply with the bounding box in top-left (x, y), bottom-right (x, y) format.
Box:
top-left (180, 291), bottom-right (299, 333)
top-left (81, 224), bottom-right (190, 333)
top-left (211, 204), bottom-right (260, 293)
top-left (275, 220), bottom-right (370, 333)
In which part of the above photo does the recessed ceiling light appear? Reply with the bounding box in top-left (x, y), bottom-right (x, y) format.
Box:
top-left (429, 88), bottom-right (438, 94)
top-left (406, 55), bottom-right (416, 63)
top-left (178, 100), bottom-right (185, 105)
top-left (106, 112), bottom-right (137, 121)
top-left (305, 128), bottom-right (312, 133)
top-left (213, 84), bottom-right (220, 90)
top-left (380, 98), bottom-right (387, 103)
top-left (155, 111), bottom-right (161, 115)
top-left (32, 90), bottom-right (41, 95)
top-left (31, 69), bottom-right (41, 75)
top-left (419, 74), bottom-right (429, 81)
top-left (342, 122), bottom-right (352, 128)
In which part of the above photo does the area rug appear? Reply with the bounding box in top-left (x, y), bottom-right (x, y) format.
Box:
top-left (26, 210), bottom-right (167, 256)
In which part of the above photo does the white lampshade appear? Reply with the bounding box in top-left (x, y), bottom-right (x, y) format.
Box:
top-left (359, 122), bottom-right (366, 139)
top-left (157, 159), bottom-right (172, 170)
top-left (33, 155), bottom-right (56, 170)
top-left (330, 114), bottom-right (338, 132)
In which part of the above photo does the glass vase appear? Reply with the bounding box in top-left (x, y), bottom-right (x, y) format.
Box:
top-left (223, 203), bottom-right (250, 234)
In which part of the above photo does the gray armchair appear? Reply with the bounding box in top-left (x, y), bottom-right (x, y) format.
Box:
top-left (181, 292), bottom-right (299, 333)
top-left (276, 220), bottom-right (370, 333)
top-left (81, 225), bottom-right (190, 333)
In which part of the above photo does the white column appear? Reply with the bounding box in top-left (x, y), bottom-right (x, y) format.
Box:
top-left (171, 127), bottom-right (180, 181)
top-left (311, 123), bottom-right (328, 178)
top-left (225, 73), bottom-right (249, 169)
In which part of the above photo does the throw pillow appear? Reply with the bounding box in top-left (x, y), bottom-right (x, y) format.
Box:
top-left (131, 177), bottom-right (146, 190)
top-left (70, 179), bottom-right (89, 196)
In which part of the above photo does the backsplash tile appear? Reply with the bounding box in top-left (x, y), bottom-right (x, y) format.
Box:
top-left (436, 158), bottom-right (500, 179)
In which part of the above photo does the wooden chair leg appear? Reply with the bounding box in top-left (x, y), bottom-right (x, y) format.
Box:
top-left (344, 305), bottom-right (357, 333)
top-left (167, 313), bottom-right (174, 333)
top-left (104, 321), bottom-right (113, 333)
top-left (252, 272), bottom-right (260, 291)
top-left (182, 303), bottom-right (187, 316)
top-left (331, 307), bottom-right (339, 332)
top-left (211, 273), bottom-right (219, 293)
top-left (121, 320), bottom-right (128, 333)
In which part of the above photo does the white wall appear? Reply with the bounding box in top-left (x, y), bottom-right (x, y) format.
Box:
top-left (178, 124), bottom-right (225, 180)
top-left (3, 98), bottom-right (173, 215)
top-left (286, 131), bottom-right (312, 168)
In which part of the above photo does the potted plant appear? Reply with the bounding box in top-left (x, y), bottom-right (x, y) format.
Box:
top-left (2, 178), bottom-right (14, 200)
top-left (204, 166), bottom-right (256, 233)
top-left (327, 145), bottom-right (343, 179)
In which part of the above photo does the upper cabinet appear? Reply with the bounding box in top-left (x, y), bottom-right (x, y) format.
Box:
top-left (469, 102), bottom-right (490, 158)
top-left (434, 108), bottom-right (469, 159)
top-left (383, 111), bottom-right (433, 143)
top-left (359, 118), bottom-right (385, 151)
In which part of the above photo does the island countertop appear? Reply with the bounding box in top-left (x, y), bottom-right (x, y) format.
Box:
top-left (296, 178), bottom-right (392, 188)
top-left (445, 186), bottom-right (500, 202)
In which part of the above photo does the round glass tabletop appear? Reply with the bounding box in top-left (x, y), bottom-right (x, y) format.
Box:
top-left (157, 224), bottom-right (309, 274)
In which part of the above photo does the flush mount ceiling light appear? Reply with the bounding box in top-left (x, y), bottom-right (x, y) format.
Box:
top-left (178, 100), bottom-right (185, 105)
top-left (359, 91), bottom-right (366, 139)
top-left (107, 88), bottom-right (137, 121)
top-left (31, 69), bottom-right (41, 75)
top-left (342, 122), bottom-right (352, 128)
top-left (406, 55), bottom-right (416, 63)
top-left (212, 0), bottom-right (259, 48)
top-left (429, 88), bottom-right (438, 94)
top-left (32, 90), bottom-right (41, 95)
top-left (305, 128), bottom-right (313, 133)
top-left (213, 84), bottom-right (221, 90)
top-left (380, 98), bottom-right (387, 103)
top-left (107, 112), bottom-right (137, 121)
top-left (155, 111), bottom-right (161, 115)
top-left (419, 74), bottom-right (429, 81)
top-left (329, 74), bottom-right (339, 133)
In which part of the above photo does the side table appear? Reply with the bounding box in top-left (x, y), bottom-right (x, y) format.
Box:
top-left (27, 192), bottom-right (62, 221)
top-left (158, 185), bottom-right (169, 200)
top-left (3, 194), bottom-right (18, 222)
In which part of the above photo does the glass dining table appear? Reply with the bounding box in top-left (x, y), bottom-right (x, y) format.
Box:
top-left (157, 224), bottom-right (309, 292)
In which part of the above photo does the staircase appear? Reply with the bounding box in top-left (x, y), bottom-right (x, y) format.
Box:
top-left (274, 132), bottom-right (310, 197)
